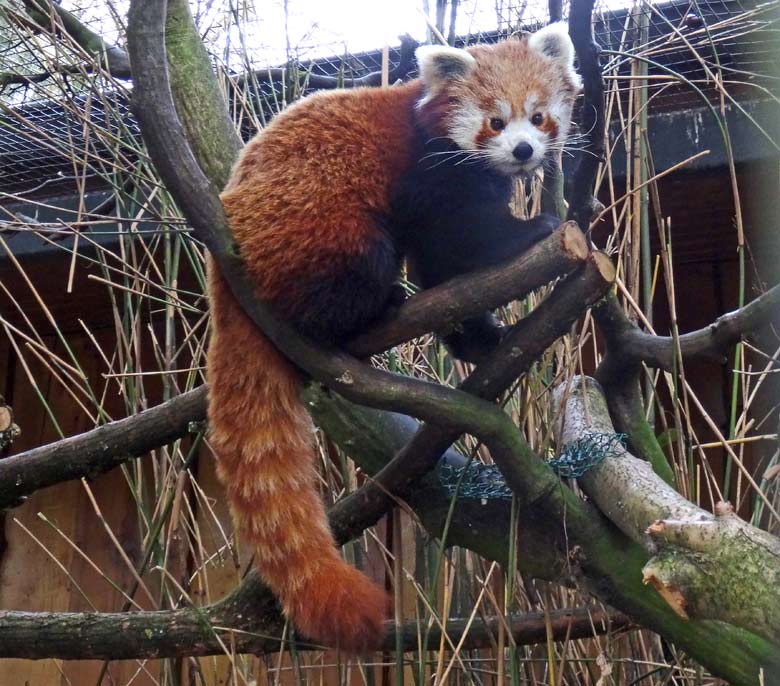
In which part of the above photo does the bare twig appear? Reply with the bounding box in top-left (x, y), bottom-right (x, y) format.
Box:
top-left (21, 0), bottom-right (132, 78)
top-left (597, 283), bottom-right (780, 374)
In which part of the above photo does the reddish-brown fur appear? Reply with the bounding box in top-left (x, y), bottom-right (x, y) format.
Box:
top-left (210, 82), bottom-right (424, 652)
top-left (208, 37), bottom-right (575, 652)
top-left (463, 40), bottom-right (578, 115)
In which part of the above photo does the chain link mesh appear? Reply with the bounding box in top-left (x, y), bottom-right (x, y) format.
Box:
top-left (1, 0), bottom-right (777, 196)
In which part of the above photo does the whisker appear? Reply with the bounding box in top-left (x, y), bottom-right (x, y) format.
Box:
top-left (453, 153), bottom-right (489, 167)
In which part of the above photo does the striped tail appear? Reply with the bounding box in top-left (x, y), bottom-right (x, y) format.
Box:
top-left (207, 269), bottom-right (388, 652)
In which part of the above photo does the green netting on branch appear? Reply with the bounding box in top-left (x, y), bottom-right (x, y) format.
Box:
top-left (438, 431), bottom-right (626, 500)
top-left (549, 431), bottom-right (626, 478)
top-left (438, 461), bottom-right (514, 501)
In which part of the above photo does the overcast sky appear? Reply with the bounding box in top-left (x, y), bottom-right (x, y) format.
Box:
top-left (59, 0), bottom-right (574, 66)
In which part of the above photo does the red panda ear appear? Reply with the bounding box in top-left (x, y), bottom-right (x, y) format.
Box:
top-left (528, 22), bottom-right (582, 90)
top-left (416, 45), bottom-right (476, 94)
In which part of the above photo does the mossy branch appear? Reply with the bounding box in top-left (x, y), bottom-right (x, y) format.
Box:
top-left (0, 598), bottom-right (626, 659)
top-left (554, 376), bottom-right (780, 648)
top-left (164, 0), bottom-right (242, 188)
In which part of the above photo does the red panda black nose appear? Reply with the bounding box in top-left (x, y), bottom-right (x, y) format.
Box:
top-left (513, 142), bottom-right (534, 162)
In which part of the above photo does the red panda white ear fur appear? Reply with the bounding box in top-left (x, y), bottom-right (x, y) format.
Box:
top-left (416, 45), bottom-right (476, 105)
top-left (528, 22), bottom-right (583, 90)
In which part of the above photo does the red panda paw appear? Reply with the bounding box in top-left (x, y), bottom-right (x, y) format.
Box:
top-left (288, 558), bottom-right (389, 654)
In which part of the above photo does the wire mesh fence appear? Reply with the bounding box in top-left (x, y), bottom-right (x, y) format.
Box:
top-left (0, 0), bottom-right (777, 197)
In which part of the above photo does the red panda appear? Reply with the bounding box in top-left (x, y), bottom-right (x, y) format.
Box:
top-left (208, 23), bottom-right (581, 652)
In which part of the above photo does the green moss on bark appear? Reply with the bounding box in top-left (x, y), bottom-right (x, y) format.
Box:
top-left (164, 0), bottom-right (241, 189)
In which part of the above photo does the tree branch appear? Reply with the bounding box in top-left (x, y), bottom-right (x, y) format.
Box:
top-left (596, 284), bottom-right (780, 374)
top-left (165, 0), bottom-right (242, 189)
top-left (567, 0), bottom-right (606, 230)
top-left (593, 285), bottom-right (779, 485)
top-left (3, 366), bottom-right (778, 680)
top-left (304, 389), bottom-right (561, 580)
top-left (0, 388), bottom-right (207, 510)
top-left (348, 221), bottom-right (588, 356)
top-left (234, 34), bottom-right (420, 92)
top-left (0, 602), bottom-right (627, 659)
top-left (21, 0), bottom-right (132, 78)
top-left (0, 63), bottom-right (87, 89)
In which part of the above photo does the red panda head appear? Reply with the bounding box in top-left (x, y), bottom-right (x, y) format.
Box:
top-left (415, 23), bottom-right (582, 175)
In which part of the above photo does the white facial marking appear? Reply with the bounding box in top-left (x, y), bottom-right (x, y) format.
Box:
top-left (497, 100), bottom-right (512, 121)
top-left (524, 93), bottom-right (540, 117)
top-left (449, 100), bottom-right (483, 149)
top-left (548, 95), bottom-right (574, 143)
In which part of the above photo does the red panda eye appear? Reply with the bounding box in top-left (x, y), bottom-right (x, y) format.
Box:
top-left (531, 113), bottom-right (544, 126)
top-left (489, 117), bottom-right (505, 131)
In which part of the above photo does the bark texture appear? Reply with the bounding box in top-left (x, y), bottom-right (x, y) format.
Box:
top-left (554, 376), bottom-right (780, 647)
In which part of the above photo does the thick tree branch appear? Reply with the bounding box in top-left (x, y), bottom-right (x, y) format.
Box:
top-left (304, 388), bottom-right (562, 579)
top-left (0, 603), bottom-right (627, 659)
top-left (597, 370), bottom-right (676, 486)
top-left (165, 0), bottom-right (242, 189)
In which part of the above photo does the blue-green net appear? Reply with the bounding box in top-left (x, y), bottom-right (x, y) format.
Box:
top-left (547, 431), bottom-right (626, 478)
top-left (437, 432), bottom-right (626, 499)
